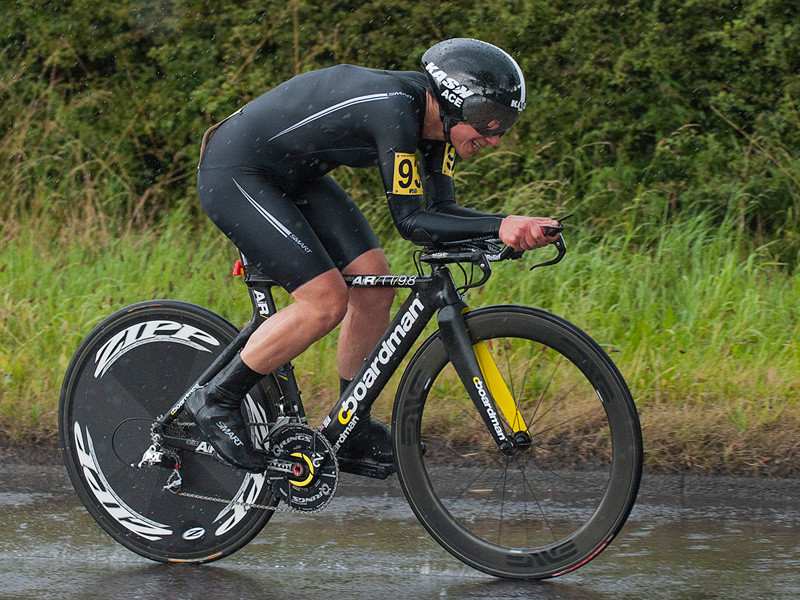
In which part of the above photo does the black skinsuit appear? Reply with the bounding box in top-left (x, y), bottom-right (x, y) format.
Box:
top-left (198, 64), bottom-right (504, 292)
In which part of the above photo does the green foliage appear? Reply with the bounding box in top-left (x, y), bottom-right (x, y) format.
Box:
top-left (1, 0), bottom-right (800, 255)
top-left (3, 0), bottom-right (800, 468)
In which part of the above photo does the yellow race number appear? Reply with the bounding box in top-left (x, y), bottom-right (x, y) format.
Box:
top-left (392, 152), bottom-right (422, 195)
top-left (442, 143), bottom-right (456, 178)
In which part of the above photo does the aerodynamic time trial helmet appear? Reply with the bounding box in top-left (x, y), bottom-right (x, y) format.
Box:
top-left (421, 38), bottom-right (527, 138)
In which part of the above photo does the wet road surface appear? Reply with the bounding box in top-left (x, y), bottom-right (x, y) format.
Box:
top-left (0, 462), bottom-right (798, 599)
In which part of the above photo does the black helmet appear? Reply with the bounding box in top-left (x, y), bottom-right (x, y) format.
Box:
top-left (421, 38), bottom-right (526, 138)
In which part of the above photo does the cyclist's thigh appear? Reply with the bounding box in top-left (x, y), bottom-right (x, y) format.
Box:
top-left (197, 167), bottom-right (335, 293)
top-left (295, 174), bottom-right (382, 271)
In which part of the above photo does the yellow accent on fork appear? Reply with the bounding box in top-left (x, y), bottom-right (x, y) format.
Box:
top-left (473, 342), bottom-right (528, 434)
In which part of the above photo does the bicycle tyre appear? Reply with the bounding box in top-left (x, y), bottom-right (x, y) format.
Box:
top-left (393, 306), bottom-right (642, 579)
top-left (59, 300), bottom-right (280, 563)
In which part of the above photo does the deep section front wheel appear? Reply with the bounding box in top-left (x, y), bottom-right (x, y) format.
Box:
top-left (59, 300), bottom-right (279, 563)
top-left (393, 306), bottom-right (642, 579)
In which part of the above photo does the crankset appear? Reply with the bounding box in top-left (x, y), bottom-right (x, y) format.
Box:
top-left (265, 423), bottom-right (339, 512)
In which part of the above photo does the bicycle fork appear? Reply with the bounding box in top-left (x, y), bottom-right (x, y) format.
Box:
top-left (437, 303), bottom-right (531, 455)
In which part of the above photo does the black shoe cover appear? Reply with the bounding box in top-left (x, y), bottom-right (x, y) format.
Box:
top-left (337, 416), bottom-right (393, 464)
top-left (184, 386), bottom-right (268, 473)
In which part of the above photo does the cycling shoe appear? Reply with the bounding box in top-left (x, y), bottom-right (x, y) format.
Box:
top-left (337, 415), bottom-right (393, 464)
top-left (184, 386), bottom-right (269, 473)
top-left (182, 354), bottom-right (268, 473)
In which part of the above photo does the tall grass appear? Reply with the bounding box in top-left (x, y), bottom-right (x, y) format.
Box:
top-left (1, 208), bottom-right (798, 472)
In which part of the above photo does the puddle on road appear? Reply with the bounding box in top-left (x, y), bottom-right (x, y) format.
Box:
top-left (0, 466), bottom-right (797, 600)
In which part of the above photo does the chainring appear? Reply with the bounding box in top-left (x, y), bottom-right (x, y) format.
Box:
top-left (266, 423), bottom-right (338, 512)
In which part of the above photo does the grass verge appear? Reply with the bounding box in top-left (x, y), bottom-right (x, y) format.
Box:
top-left (1, 210), bottom-right (798, 474)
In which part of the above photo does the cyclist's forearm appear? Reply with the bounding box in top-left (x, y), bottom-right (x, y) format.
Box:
top-left (391, 205), bottom-right (503, 244)
top-left (426, 198), bottom-right (508, 221)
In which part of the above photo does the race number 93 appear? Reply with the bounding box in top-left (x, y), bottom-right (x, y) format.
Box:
top-left (392, 152), bottom-right (422, 195)
top-left (442, 143), bottom-right (456, 178)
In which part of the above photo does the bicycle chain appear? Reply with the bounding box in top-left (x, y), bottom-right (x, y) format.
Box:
top-left (170, 471), bottom-right (339, 514)
top-left (173, 489), bottom-right (301, 513)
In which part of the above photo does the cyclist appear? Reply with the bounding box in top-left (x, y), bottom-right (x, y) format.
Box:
top-left (187, 38), bottom-right (560, 472)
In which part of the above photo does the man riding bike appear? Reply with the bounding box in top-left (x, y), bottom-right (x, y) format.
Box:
top-left (186, 38), bottom-right (560, 472)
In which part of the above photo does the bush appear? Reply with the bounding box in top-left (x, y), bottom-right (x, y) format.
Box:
top-left (1, 0), bottom-right (799, 258)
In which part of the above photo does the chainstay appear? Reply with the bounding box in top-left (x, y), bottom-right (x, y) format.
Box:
top-left (172, 489), bottom-right (330, 514)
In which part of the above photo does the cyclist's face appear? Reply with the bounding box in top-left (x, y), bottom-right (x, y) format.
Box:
top-left (449, 121), bottom-right (502, 159)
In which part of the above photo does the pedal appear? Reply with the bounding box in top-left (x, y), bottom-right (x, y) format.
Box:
top-left (336, 457), bottom-right (396, 480)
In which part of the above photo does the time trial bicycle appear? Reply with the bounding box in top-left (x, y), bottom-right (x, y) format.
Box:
top-left (59, 228), bottom-right (642, 579)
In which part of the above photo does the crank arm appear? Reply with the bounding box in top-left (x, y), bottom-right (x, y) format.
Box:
top-left (265, 457), bottom-right (306, 476)
top-left (266, 451), bottom-right (326, 478)
top-left (159, 436), bottom-right (308, 478)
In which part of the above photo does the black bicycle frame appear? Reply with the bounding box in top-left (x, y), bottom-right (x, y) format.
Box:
top-left (154, 253), bottom-right (518, 454)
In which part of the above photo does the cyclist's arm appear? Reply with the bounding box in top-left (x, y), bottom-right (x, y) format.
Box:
top-left (419, 140), bottom-right (509, 221)
top-left (415, 140), bottom-right (558, 250)
top-left (378, 139), bottom-right (503, 244)
top-left (388, 196), bottom-right (503, 244)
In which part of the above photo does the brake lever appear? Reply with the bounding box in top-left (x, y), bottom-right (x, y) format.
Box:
top-left (530, 235), bottom-right (567, 270)
top-left (491, 211), bottom-right (573, 264)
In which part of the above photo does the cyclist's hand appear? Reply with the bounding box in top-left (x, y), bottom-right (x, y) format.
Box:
top-left (499, 216), bottom-right (561, 251)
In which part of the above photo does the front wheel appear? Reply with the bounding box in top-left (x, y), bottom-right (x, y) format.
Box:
top-left (392, 306), bottom-right (642, 579)
top-left (59, 300), bottom-right (280, 563)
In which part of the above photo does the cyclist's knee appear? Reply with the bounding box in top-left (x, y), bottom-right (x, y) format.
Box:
top-left (293, 270), bottom-right (349, 333)
top-left (343, 249), bottom-right (395, 311)
top-left (318, 293), bottom-right (349, 331)
top-left (344, 248), bottom-right (390, 276)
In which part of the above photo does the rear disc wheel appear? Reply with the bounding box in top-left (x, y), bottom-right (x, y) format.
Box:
top-left (59, 300), bottom-right (280, 563)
